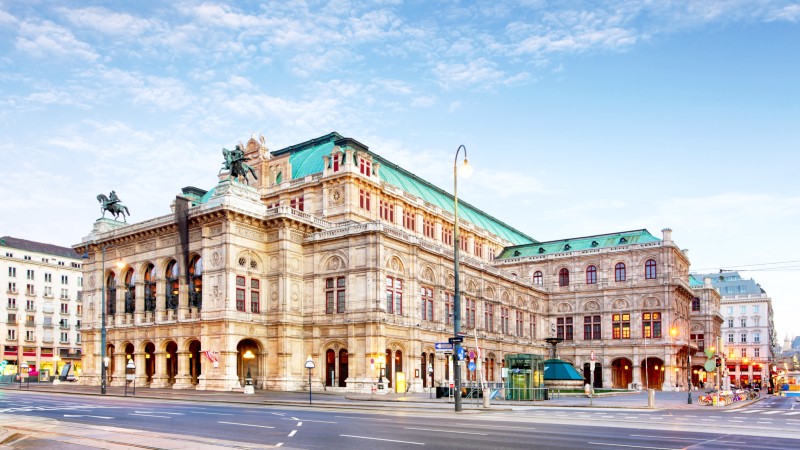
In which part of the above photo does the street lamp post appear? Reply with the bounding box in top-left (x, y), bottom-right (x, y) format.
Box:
top-left (125, 358), bottom-right (136, 396)
top-left (377, 355), bottom-right (385, 389)
top-left (452, 144), bottom-right (472, 413)
top-left (305, 355), bottom-right (315, 405)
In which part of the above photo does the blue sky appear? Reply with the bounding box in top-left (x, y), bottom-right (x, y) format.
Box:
top-left (1, 1), bottom-right (798, 342)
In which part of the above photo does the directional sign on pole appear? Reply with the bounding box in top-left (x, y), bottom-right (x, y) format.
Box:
top-left (448, 336), bottom-right (463, 344)
top-left (435, 342), bottom-right (454, 352)
top-left (468, 361), bottom-right (476, 372)
top-left (457, 346), bottom-right (466, 361)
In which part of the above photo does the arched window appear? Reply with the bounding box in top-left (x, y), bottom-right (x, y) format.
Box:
top-left (585, 265), bottom-right (597, 284)
top-left (533, 271), bottom-right (543, 286)
top-left (143, 264), bottom-right (156, 312)
top-left (105, 272), bottom-right (116, 315)
top-left (645, 259), bottom-right (657, 279)
top-left (558, 268), bottom-right (569, 287)
top-left (165, 260), bottom-right (179, 310)
top-left (615, 262), bottom-right (626, 282)
top-left (124, 269), bottom-right (135, 314)
top-left (189, 255), bottom-right (203, 309)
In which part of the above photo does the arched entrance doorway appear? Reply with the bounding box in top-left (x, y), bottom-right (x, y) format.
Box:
top-left (421, 353), bottom-right (428, 388)
top-left (583, 362), bottom-right (603, 388)
top-left (165, 341), bottom-right (178, 385)
top-left (325, 349), bottom-right (335, 387)
top-left (106, 344), bottom-right (115, 383)
top-left (612, 358), bottom-right (633, 389)
top-left (144, 342), bottom-right (155, 383)
top-left (385, 349), bottom-right (393, 388)
top-left (237, 339), bottom-right (260, 387)
top-left (641, 357), bottom-right (664, 390)
top-left (338, 349), bottom-right (348, 387)
top-left (188, 341), bottom-right (201, 385)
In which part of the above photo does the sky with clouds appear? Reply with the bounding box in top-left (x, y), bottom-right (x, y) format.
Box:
top-left (1, 0), bottom-right (798, 342)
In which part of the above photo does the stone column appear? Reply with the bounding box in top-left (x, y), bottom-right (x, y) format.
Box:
top-left (149, 351), bottom-right (169, 388)
top-left (134, 352), bottom-right (147, 387)
top-left (110, 352), bottom-right (127, 386)
top-left (172, 351), bottom-right (193, 389)
top-left (134, 282), bottom-right (145, 325)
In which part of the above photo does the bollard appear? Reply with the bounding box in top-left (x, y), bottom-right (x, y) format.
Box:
top-left (483, 389), bottom-right (490, 408)
top-left (647, 388), bottom-right (656, 408)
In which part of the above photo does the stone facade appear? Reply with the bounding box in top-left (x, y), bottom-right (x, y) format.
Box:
top-left (74, 133), bottom-right (722, 393)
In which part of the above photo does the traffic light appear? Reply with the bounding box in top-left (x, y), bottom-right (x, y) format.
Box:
top-left (715, 358), bottom-right (721, 367)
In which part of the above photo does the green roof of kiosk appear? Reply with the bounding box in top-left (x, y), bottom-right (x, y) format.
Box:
top-left (271, 132), bottom-right (536, 246)
top-left (497, 229), bottom-right (660, 259)
top-left (544, 359), bottom-right (585, 381)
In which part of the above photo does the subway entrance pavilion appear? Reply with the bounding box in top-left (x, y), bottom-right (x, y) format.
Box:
top-left (74, 133), bottom-right (722, 393)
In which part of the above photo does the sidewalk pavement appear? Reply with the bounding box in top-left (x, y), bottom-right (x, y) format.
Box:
top-left (0, 382), bottom-right (766, 412)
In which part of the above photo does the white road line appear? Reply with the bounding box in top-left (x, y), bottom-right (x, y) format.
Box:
top-left (333, 416), bottom-right (392, 421)
top-left (293, 419), bottom-right (337, 424)
top-left (784, 411), bottom-right (800, 415)
top-left (189, 411), bottom-right (233, 415)
top-left (63, 414), bottom-right (113, 419)
top-left (756, 421), bottom-right (772, 424)
top-left (291, 417), bottom-right (299, 421)
top-left (761, 410), bottom-right (782, 415)
top-left (341, 434), bottom-right (424, 445)
top-left (134, 411), bottom-right (184, 415)
top-left (218, 421), bottom-right (274, 429)
top-left (297, 422), bottom-right (302, 426)
top-left (272, 412), bottom-right (286, 416)
top-left (737, 410), bottom-right (762, 414)
top-left (630, 435), bottom-right (704, 441)
top-left (288, 430), bottom-right (297, 437)
top-left (275, 444), bottom-right (283, 447)
top-left (405, 427), bottom-right (487, 435)
top-left (129, 413), bottom-right (171, 418)
top-left (588, 442), bottom-right (678, 449)
top-left (729, 420), bottom-right (743, 423)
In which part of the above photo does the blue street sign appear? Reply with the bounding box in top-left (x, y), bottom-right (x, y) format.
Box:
top-left (457, 346), bottom-right (466, 361)
top-left (434, 342), bottom-right (454, 351)
top-left (468, 361), bottom-right (476, 372)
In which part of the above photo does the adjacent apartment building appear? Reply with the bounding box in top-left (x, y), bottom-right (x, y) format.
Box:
top-left (692, 271), bottom-right (775, 387)
top-left (74, 132), bottom-right (722, 392)
top-left (0, 236), bottom-right (84, 378)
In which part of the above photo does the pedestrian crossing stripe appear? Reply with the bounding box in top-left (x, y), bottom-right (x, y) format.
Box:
top-left (761, 410), bottom-right (782, 414)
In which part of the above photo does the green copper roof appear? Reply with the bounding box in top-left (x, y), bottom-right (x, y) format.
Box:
top-left (688, 274), bottom-right (704, 287)
top-left (273, 132), bottom-right (536, 245)
top-left (497, 229), bottom-right (660, 259)
top-left (544, 359), bottom-right (585, 381)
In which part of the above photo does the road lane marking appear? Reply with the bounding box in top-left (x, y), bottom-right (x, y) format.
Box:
top-left (218, 421), bottom-right (274, 429)
top-left (737, 410), bottom-right (761, 414)
top-left (189, 411), bottom-right (233, 415)
top-left (341, 434), bottom-right (424, 445)
top-left (291, 417), bottom-right (299, 421)
top-left (275, 444), bottom-right (283, 447)
top-left (761, 410), bottom-right (782, 415)
top-left (272, 412), bottom-right (286, 416)
top-left (756, 421), bottom-right (772, 424)
top-left (130, 413), bottom-right (171, 418)
top-left (297, 422), bottom-right (302, 426)
top-left (290, 419), bottom-right (336, 424)
top-left (405, 427), bottom-right (487, 435)
top-left (63, 414), bottom-right (113, 419)
top-left (134, 411), bottom-right (184, 415)
top-left (334, 416), bottom-right (392, 421)
top-left (588, 442), bottom-right (679, 449)
top-left (288, 430), bottom-right (297, 437)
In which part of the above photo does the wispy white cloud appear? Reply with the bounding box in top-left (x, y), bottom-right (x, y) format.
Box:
top-left (58, 6), bottom-right (156, 36)
top-left (16, 20), bottom-right (99, 61)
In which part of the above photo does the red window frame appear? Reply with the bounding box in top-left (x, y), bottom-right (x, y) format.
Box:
top-left (359, 158), bottom-right (371, 175)
top-left (584, 315), bottom-right (601, 340)
top-left (403, 209), bottom-right (415, 231)
top-left (645, 259), bottom-right (657, 279)
top-left (290, 197), bottom-right (304, 211)
top-left (359, 189), bottom-right (371, 211)
top-left (250, 279), bottom-right (260, 313)
top-left (533, 271), bottom-right (543, 286)
top-left (615, 262), bottom-right (626, 282)
top-left (421, 286), bottom-right (434, 322)
top-left (235, 276), bottom-right (246, 311)
top-left (423, 218), bottom-right (434, 238)
top-left (332, 153), bottom-right (340, 172)
top-left (500, 307), bottom-right (509, 334)
top-left (642, 312), bottom-right (661, 338)
top-left (586, 265), bottom-right (597, 284)
top-left (442, 226), bottom-right (453, 245)
top-left (379, 200), bottom-right (394, 222)
top-left (484, 303), bottom-right (494, 332)
top-left (465, 298), bottom-right (476, 328)
top-left (557, 316), bottom-right (574, 340)
top-left (558, 268), bottom-right (569, 287)
top-left (515, 310), bottom-right (524, 336)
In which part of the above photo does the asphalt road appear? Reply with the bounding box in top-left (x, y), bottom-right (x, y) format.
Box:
top-left (1, 390), bottom-right (799, 449)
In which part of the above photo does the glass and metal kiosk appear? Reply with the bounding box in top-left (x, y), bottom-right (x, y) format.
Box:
top-left (504, 354), bottom-right (546, 401)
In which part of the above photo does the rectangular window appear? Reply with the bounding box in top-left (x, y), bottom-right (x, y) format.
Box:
top-left (25, 330), bottom-right (35, 341)
top-left (8, 282), bottom-right (16, 293)
top-left (740, 306), bottom-right (746, 314)
top-left (727, 306), bottom-right (733, 315)
top-left (515, 311), bottom-right (524, 336)
top-left (60, 332), bottom-right (68, 343)
top-left (488, 247), bottom-right (496, 261)
top-left (753, 305), bottom-right (759, 313)
top-left (740, 333), bottom-right (747, 343)
top-left (465, 298), bottom-right (476, 328)
top-left (741, 348), bottom-right (747, 358)
top-left (556, 316), bottom-right (574, 341)
top-left (61, 288), bottom-right (69, 299)
top-left (691, 297), bottom-right (700, 311)
top-left (290, 197), bottom-right (304, 211)
top-left (642, 312), bottom-right (661, 338)
top-left (26, 269), bottom-right (34, 280)
top-left (332, 152), bottom-right (340, 172)
top-left (421, 286), bottom-right (434, 322)
top-left (61, 275), bottom-right (68, 284)
top-left (44, 273), bottom-right (52, 283)
top-left (691, 333), bottom-right (705, 351)
top-left (754, 332), bottom-right (761, 343)
top-left (7, 267), bottom-right (15, 277)
top-left (7, 313), bottom-right (16, 324)
top-left (484, 303), bottom-right (494, 332)
top-left (442, 226), bottom-right (453, 245)
top-left (386, 276), bottom-right (402, 315)
top-left (529, 314), bottom-right (536, 339)
top-left (359, 189), bottom-right (371, 211)
top-left (235, 276), bottom-right (246, 311)
top-left (584, 315), bottom-right (601, 340)
top-left (44, 286), bottom-right (52, 297)
top-left (250, 279), bottom-right (260, 313)
top-left (727, 333), bottom-right (734, 343)
top-left (474, 241), bottom-right (482, 258)
top-left (359, 158), bottom-right (371, 175)
top-left (423, 218), bottom-right (434, 239)
top-left (754, 347), bottom-right (760, 357)
top-left (7, 298), bottom-right (16, 309)
top-left (60, 318), bottom-right (68, 328)
top-left (26, 300), bottom-right (35, 311)
top-left (459, 234), bottom-right (468, 252)
top-left (500, 307), bottom-right (510, 335)
top-left (612, 313), bottom-right (630, 339)
top-left (740, 318), bottom-right (746, 328)
top-left (403, 210), bottom-right (415, 231)
top-left (727, 318), bottom-right (733, 328)
top-left (445, 293), bottom-right (453, 325)
top-left (379, 200), bottom-right (394, 222)
top-left (26, 284), bottom-right (34, 295)
top-left (7, 329), bottom-right (15, 340)
top-left (60, 303), bottom-right (68, 314)
top-left (325, 277), bottom-right (346, 314)
top-left (77, 305), bottom-right (82, 315)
